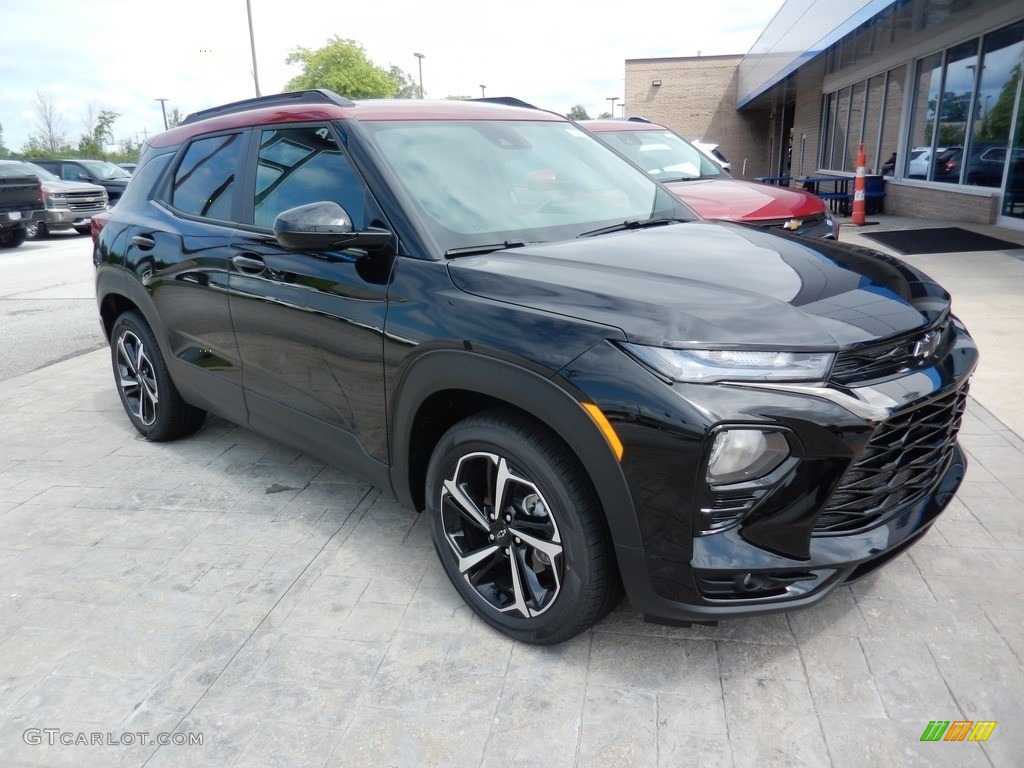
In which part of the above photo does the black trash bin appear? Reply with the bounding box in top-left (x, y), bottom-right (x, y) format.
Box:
top-left (865, 175), bottom-right (885, 214)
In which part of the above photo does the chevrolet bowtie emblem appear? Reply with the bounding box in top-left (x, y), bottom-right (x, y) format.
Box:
top-left (912, 329), bottom-right (941, 359)
top-left (783, 218), bottom-right (803, 231)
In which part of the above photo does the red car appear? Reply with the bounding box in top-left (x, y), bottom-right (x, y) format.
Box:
top-left (582, 118), bottom-right (837, 239)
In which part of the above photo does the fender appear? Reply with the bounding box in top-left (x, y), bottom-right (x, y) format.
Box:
top-left (388, 349), bottom-right (645, 554)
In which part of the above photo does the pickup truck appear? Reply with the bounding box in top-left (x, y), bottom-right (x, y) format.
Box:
top-left (0, 163), bottom-right (45, 249)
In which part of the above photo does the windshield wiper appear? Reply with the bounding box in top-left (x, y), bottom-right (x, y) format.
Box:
top-left (577, 217), bottom-right (685, 239)
top-left (444, 240), bottom-right (528, 258)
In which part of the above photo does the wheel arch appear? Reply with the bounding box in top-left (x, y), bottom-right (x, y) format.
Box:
top-left (389, 349), bottom-right (644, 552)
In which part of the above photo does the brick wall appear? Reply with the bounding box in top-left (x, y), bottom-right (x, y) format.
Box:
top-left (624, 55), bottom-right (773, 179)
top-left (884, 184), bottom-right (1000, 223)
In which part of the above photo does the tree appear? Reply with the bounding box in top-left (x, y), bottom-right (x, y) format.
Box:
top-left (27, 90), bottom-right (72, 156)
top-left (388, 66), bottom-right (420, 99)
top-left (0, 123), bottom-right (10, 158)
top-left (167, 107), bottom-right (184, 129)
top-left (78, 108), bottom-right (120, 158)
top-left (284, 37), bottom-right (396, 98)
top-left (597, 111), bottom-right (613, 119)
top-left (567, 105), bottom-right (590, 120)
top-left (444, 95), bottom-right (471, 100)
top-left (980, 63), bottom-right (1020, 141)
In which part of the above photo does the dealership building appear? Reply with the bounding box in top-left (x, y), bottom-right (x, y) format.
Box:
top-left (625, 0), bottom-right (1024, 227)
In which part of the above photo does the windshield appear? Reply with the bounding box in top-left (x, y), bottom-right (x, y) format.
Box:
top-left (594, 129), bottom-right (726, 182)
top-left (80, 160), bottom-right (132, 179)
top-left (362, 120), bottom-right (690, 254)
top-left (0, 162), bottom-right (59, 181)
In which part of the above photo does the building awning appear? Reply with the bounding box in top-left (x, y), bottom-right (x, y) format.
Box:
top-left (738, 0), bottom-right (899, 108)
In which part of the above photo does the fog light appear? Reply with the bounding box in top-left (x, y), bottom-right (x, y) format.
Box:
top-left (707, 429), bottom-right (788, 485)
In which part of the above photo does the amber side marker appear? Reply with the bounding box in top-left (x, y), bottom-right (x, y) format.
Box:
top-left (582, 403), bottom-right (624, 461)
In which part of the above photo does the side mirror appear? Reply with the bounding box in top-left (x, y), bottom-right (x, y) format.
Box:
top-left (78, 174), bottom-right (92, 182)
top-left (272, 201), bottom-right (391, 252)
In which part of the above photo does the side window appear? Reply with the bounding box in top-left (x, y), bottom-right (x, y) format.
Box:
top-left (171, 133), bottom-right (243, 220)
top-left (61, 163), bottom-right (84, 182)
top-left (253, 126), bottom-right (366, 229)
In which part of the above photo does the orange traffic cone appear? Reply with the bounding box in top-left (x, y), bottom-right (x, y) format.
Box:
top-left (852, 143), bottom-right (866, 226)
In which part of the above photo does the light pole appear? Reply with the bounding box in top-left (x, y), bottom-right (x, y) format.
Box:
top-left (607, 96), bottom-right (619, 116)
top-left (245, 0), bottom-right (261, 96)
top-left (619, 103), bottom-right (626, 116)
top-left (155, 98), bottom-right (169, 130)
top-left (480, 84), bottom-right (487, 98)
top-left (414, 52), bottom-right (425, 99)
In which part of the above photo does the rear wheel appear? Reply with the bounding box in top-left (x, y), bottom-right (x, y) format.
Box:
top-left (426, 409), bottom-right (619, 644)
top-left (0, 226), bottom-right (27, 249)
top-left (25, 221), bottom-right (46, 240)
top-left (74, 224), bottom-right (91, 235)
top-left (109, 311), bottom-right (206, 441)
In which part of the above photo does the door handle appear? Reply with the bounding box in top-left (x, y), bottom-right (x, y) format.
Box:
top-left (232, 254), bottom-right (266, 273)
top-left (131, 234), bottom-right (155, 250)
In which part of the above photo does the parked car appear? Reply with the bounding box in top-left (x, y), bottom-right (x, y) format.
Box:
top-left (692, 141), bottom-right (731, 172)
top-left (582, 118), bottom-right (836, 239)
top-left (0, 161), bottom-right (45, 248)
top-left (117, 162), bottom-right (138, 174)
top-left (33, 158), bottom-right (131, 203)
top-left (94, 90), bottom-right (977, 644)
top-left (2, 161), bottom-right (108, 237)
top-left (907, 145), bottom-right (947, 179)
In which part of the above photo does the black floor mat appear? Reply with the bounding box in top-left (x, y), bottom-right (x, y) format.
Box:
top-left (862, 227), bottom-right (1024, 255)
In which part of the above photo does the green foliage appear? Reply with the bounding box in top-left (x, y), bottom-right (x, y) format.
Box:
top-left (284, 36), bottom-right (397, 98)
top-left (444, 95), bottom-right (471, 101)
top-left (167, 107), bottom-right (184, 129)
top-left (567, 105), bottom-right (590, 120)
top-left (78, 109), bottom-right (120, 158)
top-left (597, 111), bottom-right (613, 119)
top-left (388, 66), bottom-right (420, 99)
top-left (0, 124), bottom-right (10, 158)
top-left (979, 63), bottom-right (1020, 141)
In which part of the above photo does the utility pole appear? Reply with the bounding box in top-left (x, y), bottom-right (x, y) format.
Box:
top-left (246, 0), bottom-right (261, 96)
top-left (414, 53), bottom-right (425, 99)
top-left (155, 98), bottom-right (169, 130)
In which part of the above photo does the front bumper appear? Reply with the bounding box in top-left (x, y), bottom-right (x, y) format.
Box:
top-left (35, 206), bottom-right (104, 230)
top-left (560, 320), bottom-right (977, 624)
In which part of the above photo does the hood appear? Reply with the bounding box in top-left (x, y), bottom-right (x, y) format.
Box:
top-left (664, 178), bottom-right (826, 222)
top-left (40, 179), bottom-right (107, 195)
top-left (447, 221), bottom-right (947, 349)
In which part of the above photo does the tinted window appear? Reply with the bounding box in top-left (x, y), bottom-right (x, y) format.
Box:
top-left (253, 126), bottom-right (365, 229)
top-left (61, 163), bottom-right (87, 182)
top-left (171, 133), bottom-right (243, 220)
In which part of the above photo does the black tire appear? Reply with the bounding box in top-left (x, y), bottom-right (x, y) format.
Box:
top-left (109, 311), bottom-right (206, 441)
top-left (426, 408), bottom-right (619, 644)
top-left (74, 224), bottom-right (91, 235)
top-left (25, 220), bottom-right (46, 240)
top-left (0, 226), bottom-right (28, 248)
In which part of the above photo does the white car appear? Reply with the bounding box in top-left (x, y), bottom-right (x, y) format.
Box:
top-left (693, 141), bottom-right (731, 172)
top-left (908, 146), bottom-right (946, 179)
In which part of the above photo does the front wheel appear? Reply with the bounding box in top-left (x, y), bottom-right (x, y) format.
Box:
top-left (74, 224), bottom-right (91, 235)
top-left (426, 409), bottom-right (619, 644)
top-left (109, 311), bottom-right (206, 441)
top-left (25, 220), bottom-right (46, 240)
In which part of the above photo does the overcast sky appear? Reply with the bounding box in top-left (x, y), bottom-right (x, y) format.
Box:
top-left (0, 0), bottom-right (783, 152)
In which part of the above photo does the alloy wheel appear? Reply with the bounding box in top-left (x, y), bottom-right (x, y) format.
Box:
top-left (439, 451), bottom-right (563, 618)
top-left (115, 330), bottom-right (159, 426)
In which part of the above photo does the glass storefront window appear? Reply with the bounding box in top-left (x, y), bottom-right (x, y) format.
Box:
top-left (880, 66), bottom-right (906, 176)
top-left (846, 81), bottom-right (866, 170)
top-left (933, 39), bottom-right (980, 185)
top-left (833, 86), bottom-right (851, 171)
top-left (907, 52), bottom-right (944, 179)
top-left (968, 21), bottom-right (1024, 189)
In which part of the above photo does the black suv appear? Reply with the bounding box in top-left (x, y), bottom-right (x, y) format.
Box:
top-left (34, 158), bottom-right (131, 202)
top-left (93, 90), bottom-right (977, 644)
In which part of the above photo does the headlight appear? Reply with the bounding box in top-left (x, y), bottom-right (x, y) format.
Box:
top-left (48, 193), bottom-right (65, 200)
top-left (623, 344), bottom-right (834, 383)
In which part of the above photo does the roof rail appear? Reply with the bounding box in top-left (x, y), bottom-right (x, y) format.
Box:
top-left (469, 97), bottom-right (538, 110)
top-left (625, 115), bottom-right (652, 123)
top-left (181, 89), bottom-right (356, 126)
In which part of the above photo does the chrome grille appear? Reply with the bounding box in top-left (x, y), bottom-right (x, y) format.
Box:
top-left (831, 321), bottom-right (949, 385)
top-left (815, 384), bottom-right (968, 534)
top-left (65, 191), bottom-right (107, 213)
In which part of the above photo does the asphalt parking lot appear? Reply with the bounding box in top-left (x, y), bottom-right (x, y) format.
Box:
top-left (1, 224), bottom-right (1023, 767)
